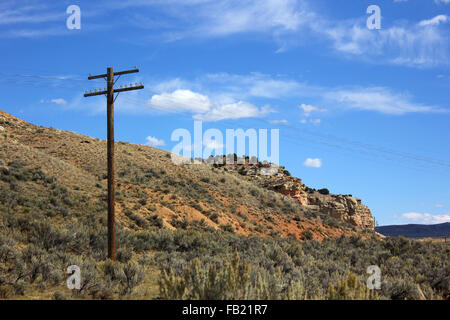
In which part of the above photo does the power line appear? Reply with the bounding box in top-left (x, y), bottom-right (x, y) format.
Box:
top-left (116, 95), bottom-right (450, 175)
top-left (3, 70), bottom-right (448, 175)
top-left (0, 72), bottom-right (91, 82)
top-left (262, 119), bottom-right (450, 169)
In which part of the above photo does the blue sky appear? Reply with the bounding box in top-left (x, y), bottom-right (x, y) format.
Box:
top-left (0, 0), bottom-right (449, 226)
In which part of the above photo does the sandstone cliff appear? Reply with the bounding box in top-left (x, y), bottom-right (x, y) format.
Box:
top-left (248, 173), bottom-right (374, 230)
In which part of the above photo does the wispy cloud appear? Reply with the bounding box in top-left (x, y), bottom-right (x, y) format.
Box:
top-left (4, 0), bottom-right (449, 67)
top-left (0, 1), bottom-right (105, 38)
top-left (112, 0), bottom-right (450, 68)
top-left (50, 98), bottom-right (67, 105)
top-left (419, 15), bottom-right (449, 26)
top-left (325, 87), bottom-right (448, 115)
top-left (146, 73), bottom-right (447, 118)
top-left (299, 103), bottom-right (326, 117)
top-left (191, 0), bottom-right (311, 37)
top-left (202, 72), bottom-right (311, 100)
top-left (314, 17), bottom-right (450, 68)
top-left (0, 3), bottom-right (62, 25)
top-left (62, 72), bottom-right (447, 118)
top-left (269, 119), bottom-right (288, 125)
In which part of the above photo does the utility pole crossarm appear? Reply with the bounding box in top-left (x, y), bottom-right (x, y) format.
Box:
top-left (88, 68), bottom-right (139, 80)
top-left (84, 90), bottom-right (107, 97)
top-left (114, 84), bottom-right (144, 93)
top-left (83, 84), bottom-right (143, 97)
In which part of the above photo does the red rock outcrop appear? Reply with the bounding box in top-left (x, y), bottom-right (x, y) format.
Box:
top-left (260, 175), bottom-right (374, 230)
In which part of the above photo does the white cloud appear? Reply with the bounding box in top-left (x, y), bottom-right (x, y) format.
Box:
top-left (299, 103), bottom-right (325, 117)
top-left (115, 0), bottom-right (312, 41)
top-left (50, 98), bottom-right (67, 105)
top-left (204, 72), bottom-right (310, 100)
top-left (435, 204), bottom-right (445, 208)
top-left (187, 0), bottom-right (311, 37)
top-left (147, 86), bottom-right (273, 122)
top-left (435, 0), bottom-right (450, 4)
top-left (152, 78), bottom-right (192, 93)
top-left (194, 101), bottom-right (272, 122)
top-left (303, 158), bottom-right (322, 168)
top-left (269, 119), bottom-right (288, 125)
top-left (148, 89), bottom-right (211, 113)
top-left (325, 87), bottom-right (447, 115)
top-left (145, 136), bottom-right (165, 147)
top-left (145, 74), bottom-right (446, 120)
top-left (419, 15), bottom-right (449, 26)
top-left (300, 118), bottom-right (321, 125)
top-left (299, 103), bottom-right (317, 115)
top-left (4, 1), bottom-right (449, 68)
top-left (313, 16), bottom-right (450, 68)
top-left (0, 5), bottom-right (63, 26)
top-left (203, 140), bottom-right (224, 150)
top-left (401, 212), bottom-right (450, 224)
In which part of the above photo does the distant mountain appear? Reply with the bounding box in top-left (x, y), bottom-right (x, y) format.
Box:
top-left (376, 222), bottom-right (450, 238)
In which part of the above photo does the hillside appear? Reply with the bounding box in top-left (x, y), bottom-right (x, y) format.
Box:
top-left (0, 110), bottom-right (373, 240)
top-left (1, 110), bottom-right (448, 300)
top-left (376, 223), bottom-right (450, 238)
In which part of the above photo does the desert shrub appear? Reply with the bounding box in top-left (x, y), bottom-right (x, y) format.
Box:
top-left (238, 167), bottom-right (247, 175)
top-left (0, 242), bottom-right (16, 263)
top-left (383, 278), bottom-right (425, 300)
top-left (120, 262), bottom-right (144, 296)
top-left (116, 248), bottom-right (133, 263)
top-left (159, 252), bottom-right (252, 299)
top-left (220, 224), bottom-right (234, 233)
top-left (71, 260), bottom-right (102, 298)
top-left (148, 215), bottom-right (164, 228)
top-left (237, 212), bottom-right (248, 221)
top-left (159, 251), bottom-right (311, 300)
top-left (124, 209), bottom-right (148, 228)
top-left (318, 188), bottom-right (330, 195)
top-left (327, 272), bottom-right (378, 300)
top-left (209, 213), bottom-right (219, 224)
top-left (301, 230), bottom-right (314, 241)
top-left (53, 291), bottom-right (71, 300)
top-left (0, 285), bottom-right (13, 299)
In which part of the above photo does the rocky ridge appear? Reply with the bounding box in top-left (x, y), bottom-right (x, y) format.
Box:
top-left (225, 163), bottom-right (375, 230)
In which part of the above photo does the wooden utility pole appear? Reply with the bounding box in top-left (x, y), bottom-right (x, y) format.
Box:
top-left (84, 67), bottom-right (144, 261)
